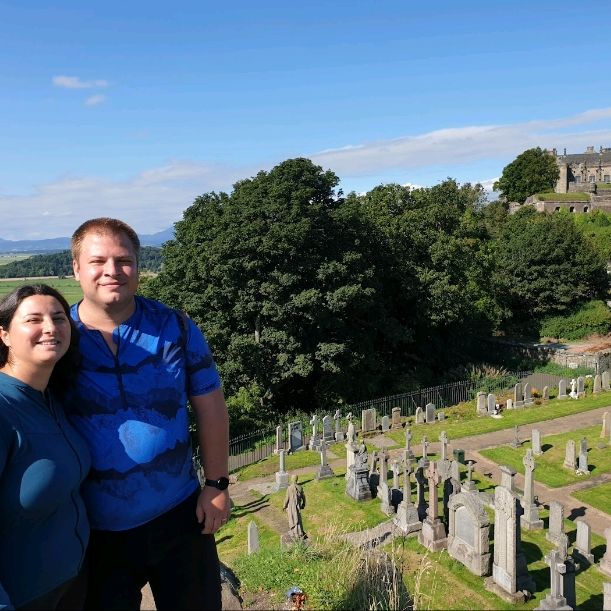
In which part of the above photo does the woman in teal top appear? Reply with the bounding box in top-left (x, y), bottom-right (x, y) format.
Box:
top-left (0, 285), bottom-right (90, 610)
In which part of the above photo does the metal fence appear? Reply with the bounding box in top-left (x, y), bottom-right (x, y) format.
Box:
top-left (223, 369), bottom-right (569, 472)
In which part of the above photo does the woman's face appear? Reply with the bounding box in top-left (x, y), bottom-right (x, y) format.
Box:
top-left (0, 295), bottom-right (71, 369)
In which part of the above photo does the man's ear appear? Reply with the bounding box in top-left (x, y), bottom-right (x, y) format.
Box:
top-left (73, 259), bottom-right (80, 280)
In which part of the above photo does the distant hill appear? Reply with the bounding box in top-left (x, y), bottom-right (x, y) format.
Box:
top-left (0, 227), bottom-right (174, 253)
top-left (0, 246), bottom-right (163, 278)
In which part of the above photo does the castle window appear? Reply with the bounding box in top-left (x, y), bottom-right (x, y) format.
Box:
top-left (570, 206), bottom-right (575, 212)
top-left (589, 175), bottom-right (596, 182)
top-left (605, 175), bottom-right (610, 183)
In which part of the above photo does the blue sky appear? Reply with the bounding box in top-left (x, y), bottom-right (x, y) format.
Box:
top-left (2, 1), bottom-right (611, 240)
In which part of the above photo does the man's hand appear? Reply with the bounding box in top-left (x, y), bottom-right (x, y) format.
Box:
top-left (196, 485), bottom-right (231, 535)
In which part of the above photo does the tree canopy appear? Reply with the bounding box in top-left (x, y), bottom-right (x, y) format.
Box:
top-left (493, 147), bottom-right (560, 203)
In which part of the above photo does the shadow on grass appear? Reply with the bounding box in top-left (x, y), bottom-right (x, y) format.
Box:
top-left (522, 540), bottom-right (544, 563)
top-left (232, 496), bottom-right (270, 518)
top-left (580, 592), bottom-right (603, 610)
top-left (216, 534), bottom-right (233, 545)
top-left (541, 443), bottom-right (553, 452)
top-left (592, 543), bottom-right (606, 562)
top-left (528, 565), bottom-right (549, 594)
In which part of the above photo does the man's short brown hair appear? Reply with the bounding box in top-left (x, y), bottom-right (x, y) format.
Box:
top-left (72, 218), bottom-right (141, 262)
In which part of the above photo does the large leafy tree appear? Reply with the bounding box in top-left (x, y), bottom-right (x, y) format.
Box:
top-left (493, 147), bottom-right (560, 203)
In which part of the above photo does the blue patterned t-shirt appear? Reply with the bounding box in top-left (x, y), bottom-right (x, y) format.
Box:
top-left (66, 296), bottom-right (221, 531)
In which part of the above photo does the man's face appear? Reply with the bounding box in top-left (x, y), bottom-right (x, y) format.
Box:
top-left (73, 231), bottom-right (139, 310)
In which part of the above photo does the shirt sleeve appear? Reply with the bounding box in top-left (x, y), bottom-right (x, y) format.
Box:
top-left (183, 317), bottom-right (222, 397)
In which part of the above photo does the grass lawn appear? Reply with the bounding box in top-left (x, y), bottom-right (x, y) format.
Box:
top-left (536, 192), bottom-right (591, 201)
top-left (479, 425), bottom-right (610, 487)
top-left (0, 277), bottom-right (83, 303)
top-left (572, 481), bottom-right (611, 515)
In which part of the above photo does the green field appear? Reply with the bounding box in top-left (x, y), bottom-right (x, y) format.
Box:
top-left (572, 481), bottom-right (611, 515)
top-left (0, 277), bottom-right (83, 304)
top-left (0, 253), bottom-right (32, 266)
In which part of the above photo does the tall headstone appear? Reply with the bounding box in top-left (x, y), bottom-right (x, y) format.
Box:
top-left (577, 376), bottom-right (585, 398)
top-left (420, 436), bottom-right (430, 469)
top-left (536, 534), bottom-right (573, 611)
top-left (333, 408), bottom-right (345, 442)
top-left (506, 398), bottom-right (513, 410)
top-left (274, 425), bottom-right (283, 454)
top-left (447, 490), bottom-right (491, 576)
top-left (247, 521), bottom-right (260, 554)
top-left (601, 411), bottom-right (610, 439)
top-left (514, 382), bottom-right (524, 408)
top-left (275, 449), bottom-right (289, 491)
top-left (377, 450), bottom-right (393, 515)
top-left (602, 370), bottom-right (611, 391)
top-left (394, 456), bottom-right (421, 534)
top-left (523, 383), bottom-right (533, 406)
top-left (600, 527), bottom-right (611, 577)
top-left (391, 460), bottom-right (400, 491)
top-left (405, 426), bottom-right (414, 458)
top-left (346, 441), bottom-right (372, 501)
top-left (510, 425), bottom-right (522, 449)
top-left (361, 408), bottom-right (377, 433)
top-left (418, 461), bottom-right (448, 551)
top-left (316, 441), bottom-right (335, 480)
top-left (425, 403), bottom-right (436, 424)
top-left (576, 437), bottom-right (589, 475)
top-left (531, 429), bottom-right (543, 456)
top-left (563, 440), bottom-right (576, 470)
top-left (462, 460), bottom-right (477, 493)
top-left (487, 393), bottom-right (496, 415)
top-left (558, 379), bottom-right (567, 400)
top-left (542, 386), bottom-right (549, 400)
top-left (288, 421), bottom-right (304, 453)
top-left (572, 518), bottom-right (594, 565)
top-left (322, 414), bottom-right (334, 443)
top-left (415, 406), bottom-right (424, 424)
top-left (594, 374), bottom-right (602, 394)
top-left (391, 406), bottom-right (402, 429)
top-left (308, 414), bottom-right (320, 451)
top-left (439, 431), bottom-right (449, 461)
top-left (520, 449), bottom-right (543, 530)
top-left (381, 415), bottom-right (390, 432)
top-left (477, 392), bottom-right (487, 415)
top-left (546, 501), bottom-right (565, 546)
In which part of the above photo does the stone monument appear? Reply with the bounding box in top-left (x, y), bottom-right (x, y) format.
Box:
top-left (520, 449), bottom-right (543, 531)
top-left (288, 421), bottom-right (304, 453)
top-left (275, 448), bottom-right (289, 491)
top-left (315, 441), bottom-right (335, 480)
top-left (394, 456), bottom-right (421, 534)
top-left (346, 441), bottom-right (372, 501)
top-left (418, 461), bottom-right (448, 551)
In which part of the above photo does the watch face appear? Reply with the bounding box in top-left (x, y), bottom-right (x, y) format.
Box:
top-left (207, 477), bottom-right (229, 490)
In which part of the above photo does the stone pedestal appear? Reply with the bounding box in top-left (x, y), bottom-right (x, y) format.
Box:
top-left (316, 463), bottom-right (335, 480)
top-left (275, 470), bottom-right (289, 491)
top-left (345, 466), bottom-right (372, 501)
top-left (418, 518), bottom-right (447, 551)
top-left (394, 501), bottom-right (422, 534)
top-left (521, 502), bottom-right (544, 530)
top-left (378, 481), bottom-right (394, 515)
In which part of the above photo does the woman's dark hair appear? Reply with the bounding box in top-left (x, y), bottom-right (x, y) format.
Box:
top-left (0, 284), bottom-right (80, 395)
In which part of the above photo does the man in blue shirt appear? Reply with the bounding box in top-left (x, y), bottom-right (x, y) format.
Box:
top-left (67, 217), bottom-right (230, 610)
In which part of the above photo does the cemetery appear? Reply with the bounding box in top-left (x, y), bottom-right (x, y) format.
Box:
top-left (212, 375), bottom-right (611, 610)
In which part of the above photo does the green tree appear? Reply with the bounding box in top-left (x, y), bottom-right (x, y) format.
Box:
top-left (493, 147), bottom-right (560, 203)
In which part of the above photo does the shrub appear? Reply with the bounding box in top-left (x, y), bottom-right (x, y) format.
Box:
top-left (539, 300), bottom-right (611, 341)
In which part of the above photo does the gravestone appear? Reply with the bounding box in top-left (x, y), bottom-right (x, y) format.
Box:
top-left (288, 421), bottom-right (304, 453)
top-left (420, 436), bottom-right (430, 469)
top-left (487, 393), bottom-right (496, 415)
top-left (405, 426), bottom-right (414, 458)
top-left (333, 408), bottom-right (344, 442)
top-left (425, 403), bottom-right (436, 424)
top-left (381, 415), bottom-right (390, 432)
top-left (418, 461), bottom-right (448, 551)
top-left (322, 415), bottom-right (334, 443)
top-left (477, 392), bottom-right (487, 415)
top-left (486, 466), bottom-right (534, 603)
top-left (415, 466), bottom-right (427, 521)
top-left (275, 449), bottom-right (289, 491)
top-left (602, 411), bottom-right (610, 439)
top-left (451, 459), bottom-right (461, 484)
top-left (274, 425), bottom-right (283, 454)
top-left (447, 490), bottom-right (491, 576)
top-left (391, 406), bottom-right (402, 429)
top-left (600, 527), bottom-right (611, 576)
top-left (506, 398), bottom-right (513, 410)
top-left (316, 441), bottom-right (335, 480)
top-left (438, 411), bottom-right (445, 421)
top-left (462, 460), bottom-right (477, 493)
top-left (510, 425), bottom-right (522, 448)
top-left (594, 374), bottom-right (602, 394)
top-left (531, 429), bottom-right (543, 456)
top-left (569, 379), bottom-right (577, 399)
top-left (523, 383), bottom-right (533, 406)
top-left (377, 451), bottom-right (393, 515)
top-left (394, 457), bottom-right (422, 534)
top-left (563, 440), bottom-right (576, 470)
top-left (536, 533), bottom-right (574, 611)
top-left (546, 501), bottom-right (565, 546)
top-left (346, 441), bottom-right (372, 501)
top-left (415, 407), bottom-right (424, 425)
top-left (361, 408), bottom-right (377, 433)
top-left (514, 382), bottom-right (524, 408)
top-left (520, 449), bottom-right (543, 531)
top-left (368, 450), bottom-right (379, 496)
top-left (572, 519), bottom-right (594, 565)
top-left (247, 520), bottom-right (260, 554)
top-left (439, 431), bottom-right (449, 461)
top-left (391, 460), bottom-right (400, 491)
top-left (577, 376), bottom-right (585, 398)
top-left (576, 437), bottom-right (589, 475)
top-left (542, 386), bottom-right (549, 400)
top-left (558, 379), bottom-right (567, 400)
top-left (308, 414), bottom-right (320, 451)
top-left (603, 370), bottom-right (611, 391)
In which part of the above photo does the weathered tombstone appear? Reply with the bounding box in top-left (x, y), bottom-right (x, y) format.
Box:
top-left (377, 450), bottom-right (393, 515)
top-left (600, 527), bottom-right (611, 577)
top-left (274, 425), bottom-right (283, 454)
top-left (536, 533), bottom-right (574, 611)
top-left (333, 408), bottom-right (345, 442)
top-left (594, 374), bottom-right (602, 394)
top-left (394, 457), bottom-right (421, 534)
top-left (437, 411), bottom-right (445, 421)
top-left (487, 393), bottom-right (496, 415)
top-left (477, 391), bottom-right (487, 415)
top-left (451, 459), bottom-right (461, 487)
top-left (361, 408), bottom-right (377, 433)
top-left (485, 466), bottom-right (534, 602)
top-left (346, 441), bottom-right (372, 501)
top-left (439, 431), bottom-right (449, 461)
top-left (523, 382), bottom-right (533, 406)
top-left (577, 376), bottom-right (585, 398)
top-left (415, 406), bottom-right (424, 424)
top-left (405, 426), bottom-right (414, 458)
top-left (462, 460), bottom-right (477, 493)
top-left (288, 421), bottom-right (304, 453)
top-left (558, 379), bottom-right (567, 400)
top-left (391, 406), bottom-right (402, 429)
top-left (418, 461), bottom-right (448, 551)
top-left (531, 429), bottom-right (543, 456)
top-left (572, 519), bottom-right (594, 565)
top-left (420, 436), bottom-right (430, 469)
top-left (602, 411), bottom-right (610, 439)
top-left (381, 415), bottom-right (390, 432)
top-left (447, 490), bottom-right (491, 576)
top-left (506, 398), bottom-right (513, 410)
top-left (308, 414), bottom-right (320, 451)
top-left (510, 425), bottom-right (522, 448)
top-left (563, 440), bottom-right (576, 470)
top-left (514, 382), bottom-right (524, 408)
top-left (569, 379), bottom-right (578, 399)
top-left (247, 520), bottom-right (260, 554)
top-left (275, 449), bottom-right (289, 491)
top-left (546, 501), bottom-right (565, 546)
top-left (322, 414), bottom-right (334, 443)
top-left (542, 386), bottom-right (549, 400)
top-left (520, 449), bottom-right (543, 531)
top-left (576, 437), bottom-right (589, 475)
top-left (316, 441), bottom-right (335, 480)
top-left (603, 370), bottom-right (611, 391)
top-left (425, 403), bottom-right (436, 424)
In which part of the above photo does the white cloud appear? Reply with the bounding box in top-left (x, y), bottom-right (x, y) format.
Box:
top-left (84, 94), bottom-right (107, 107)
top-left (52, 75), bottom-right (109, 89)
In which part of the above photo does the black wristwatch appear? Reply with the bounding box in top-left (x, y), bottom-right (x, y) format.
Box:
top-left (204, 476), bottom-right (230, 490)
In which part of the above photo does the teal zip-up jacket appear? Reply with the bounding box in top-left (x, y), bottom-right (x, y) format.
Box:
top-left (0, 372), bottom-right (90, 609)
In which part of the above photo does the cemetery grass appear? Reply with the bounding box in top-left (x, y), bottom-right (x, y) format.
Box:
top-left (0, 277), bottom-right (83, 303)
top-left (479, 425), bottom-right (610, 487)
top-left (384, 394), bottom-right (611, 448)
top-left (571, 481), bottom-right (611, 515)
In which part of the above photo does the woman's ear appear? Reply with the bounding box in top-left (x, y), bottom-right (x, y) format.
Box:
top-left (0, 326), bottom-right (11, 347)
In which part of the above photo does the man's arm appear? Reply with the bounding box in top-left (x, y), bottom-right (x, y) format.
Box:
top-left (190, 387), bottom-right (231, 535)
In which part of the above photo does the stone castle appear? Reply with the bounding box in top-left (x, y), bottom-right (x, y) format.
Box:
top-left (512, 146), bottom-right (611, 214)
